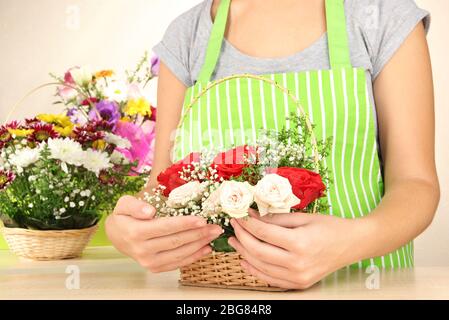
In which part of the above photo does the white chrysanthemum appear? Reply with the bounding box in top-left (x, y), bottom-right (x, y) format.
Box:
top-left (9, 147), bottom-right (41, 173)
top-left (82, 149), bottom-right (112, 175)
top-left (104, 133), bottom-right (131, 149)
top-left (110, 150), bottom-right (129, 165)
top-left (47, 138), bottom-right (84, 166)
top-left (71, 66), bottom-right (93, 86)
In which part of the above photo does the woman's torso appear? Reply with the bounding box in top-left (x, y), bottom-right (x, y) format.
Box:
top-left (154, 0), bottom-right (430, 269)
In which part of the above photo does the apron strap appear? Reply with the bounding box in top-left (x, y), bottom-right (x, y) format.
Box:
top-left (197, 0), bottom-right (232, 84)
top-left (197, 0), bottom-right (352, 83)
top-left (325, 0), bottom-right (352, 68)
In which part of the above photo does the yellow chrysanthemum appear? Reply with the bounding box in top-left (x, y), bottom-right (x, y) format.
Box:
top-left (7, 128), bottom-right (34, 137)
top-left (95, 70), bottom-right (115, 78)
top-left (92, 139), bottom-right (107, 151)
top-left (37, 114), bottom-right (73, 127)
top-left (37, 114), bottom-right (74, 137)
top-left (124, 98), bottom-right (152, 117)
top-left (54, 126), bottom-right (74, 137)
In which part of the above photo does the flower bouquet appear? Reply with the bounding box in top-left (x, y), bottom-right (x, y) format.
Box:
top-left (146, 114), bottom-right (331, 291)
top-left (0, 53), bottom-right (158, 260)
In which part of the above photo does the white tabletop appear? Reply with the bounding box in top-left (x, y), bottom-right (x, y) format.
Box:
top-left (1, 247), bottom-right (448, 300)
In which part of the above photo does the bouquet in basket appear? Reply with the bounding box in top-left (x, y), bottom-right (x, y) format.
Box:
top-left (146, 114), bottom-right (331, 253)
top-left (0, 53), bottom-right (159, 233)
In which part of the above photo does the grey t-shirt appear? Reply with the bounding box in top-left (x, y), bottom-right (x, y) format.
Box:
top-left (153, 0), bottom-right (430, 88)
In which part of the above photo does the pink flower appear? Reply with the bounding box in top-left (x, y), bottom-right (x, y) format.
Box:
top-left (114, 120), bottom-right (156, 173)
top-left (57, 67), bottom-right (79, 102)
top-left (64, 69), bottom-right (76, 84)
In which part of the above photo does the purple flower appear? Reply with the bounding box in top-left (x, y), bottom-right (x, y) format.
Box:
top-left (89, 101), bottom-right (121, 128)
top-left (150, 55), bottom-right (160, 77)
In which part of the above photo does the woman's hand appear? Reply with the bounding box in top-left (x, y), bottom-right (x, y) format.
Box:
top-left (106, 195), bottom-right (223, 273)
top-left (228, 209), bottom-right (369, 289)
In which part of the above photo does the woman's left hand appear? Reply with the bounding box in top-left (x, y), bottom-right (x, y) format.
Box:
top-left (228, 209), bottom-right (369, 290)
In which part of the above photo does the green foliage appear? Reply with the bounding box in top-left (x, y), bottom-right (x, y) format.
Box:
top-left (0, 147), bottom-right (145, 230)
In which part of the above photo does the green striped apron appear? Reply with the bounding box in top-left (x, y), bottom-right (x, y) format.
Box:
top-left (174, 0), bottom-right (413, 269)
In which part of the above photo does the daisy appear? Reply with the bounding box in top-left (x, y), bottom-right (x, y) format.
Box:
top-left (104, 80), bottom-right (129, 102)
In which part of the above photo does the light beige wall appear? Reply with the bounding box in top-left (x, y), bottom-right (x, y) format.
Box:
top-left (0, 0), bottom-right (448, 266)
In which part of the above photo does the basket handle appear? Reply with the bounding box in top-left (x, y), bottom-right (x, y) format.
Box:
top-left (177, 74), bottom-right (323, 213)
top-left (3, 83), bottom-right (89, 125)
top-left (178, 74), bottom-right (321, 169)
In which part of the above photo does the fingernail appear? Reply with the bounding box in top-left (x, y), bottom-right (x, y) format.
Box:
top-left (203, 247), bottom-right (212, 255)
top-left (230, 219), bottom-right (236, 227)
top-left (210, 228), bottom-right (223, 236)
top-left (228, 238), bottom-right (235, 247)
top-left (142, 205), bottom-right (154, 215)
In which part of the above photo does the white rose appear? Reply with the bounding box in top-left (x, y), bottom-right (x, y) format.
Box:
top-left (202, 186), bottom-right (222, 215)
top-left (167, 181), bottom-right (204, 208)
top-left (254, 174), bottom-right (300, 216)
top-left (219, 181), bottom-right (254, 218)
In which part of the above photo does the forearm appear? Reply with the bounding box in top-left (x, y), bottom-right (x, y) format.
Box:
top-left (351, 178), bottom-right (440, 263)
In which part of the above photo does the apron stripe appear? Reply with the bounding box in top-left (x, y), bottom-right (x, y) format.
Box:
top-left (259, 80), bottom-right (268, 130)
top-left (359, 80), bottom-right (373, 212)
top-left (225, 80), bottom-right (235, 146)
top-left (345, 69), bottom-right (364, 216)
top-left (283, 73), bottom-right (291, 131)
top-left (328, 70), bottom-right (346, 217)
top-left (215, 85), bottom-right (224, 149)
top-left (338, 69), bottom-right (356, 218)
top-left (270, 74), bottom-right (279, 132)
top-left (318, 70), bottom-right (334, 216)
top-left (247, 79), bottom-right (257, 143)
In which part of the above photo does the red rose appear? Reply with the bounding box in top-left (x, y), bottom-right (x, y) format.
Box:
top-left (267, 167), bottom-right (326, 210)
top-left (157, 152), bottom-right (200, 197)
top-left (213, 146), bottom-right (256, 180)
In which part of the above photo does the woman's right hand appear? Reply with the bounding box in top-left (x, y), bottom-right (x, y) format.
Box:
top-left (105, 195), bottom-right (223, 273)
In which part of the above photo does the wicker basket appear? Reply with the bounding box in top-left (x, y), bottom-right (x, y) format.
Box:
top-left (180, 251), bottom-right (288, 292)
top-left (1, 224), bottom-right (98, 261)
top-left (176, 74), bottom-right (322, 291)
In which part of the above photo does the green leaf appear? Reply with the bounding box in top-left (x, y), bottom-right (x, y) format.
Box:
top-left (211, 234), bottom-right (235, 253)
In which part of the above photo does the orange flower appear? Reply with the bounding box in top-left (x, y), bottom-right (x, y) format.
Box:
top-left (95, 70), bottom-right (115, 79)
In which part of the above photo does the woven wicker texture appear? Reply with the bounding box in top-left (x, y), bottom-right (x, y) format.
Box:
top-left (1, 224), bottom-right (98, 261)
top-left (180, 251), bottom-right (289, 291)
